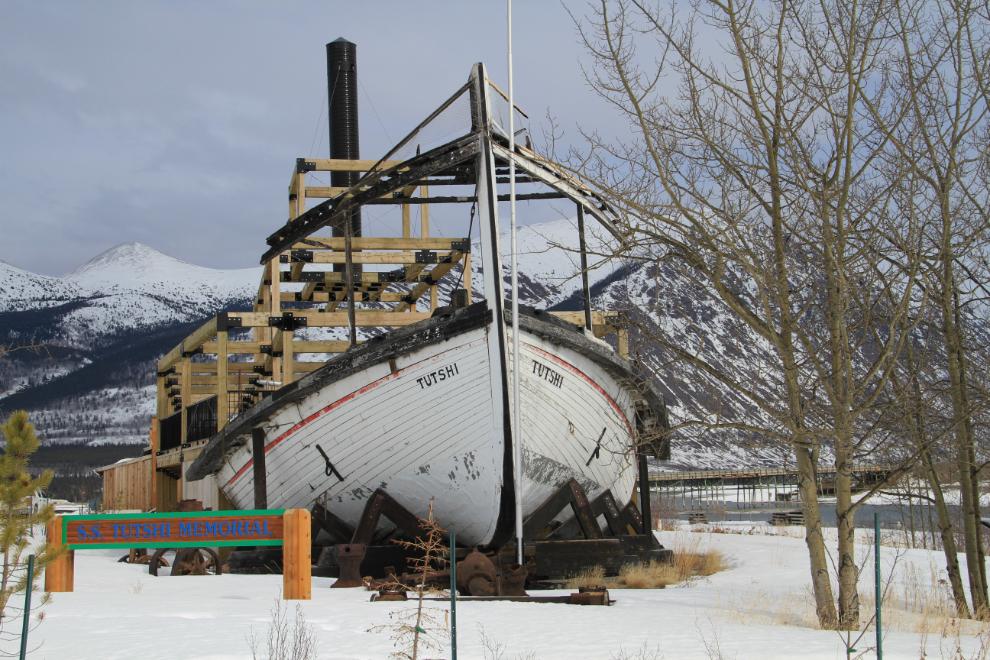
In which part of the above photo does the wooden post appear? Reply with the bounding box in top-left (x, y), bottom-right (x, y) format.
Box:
top-left (617, 327), bottom-right (629, 359)
top-left (345, 216), bottom-right (356, 347)
top-left (464, 253), bottom-right (472, 304)
top-left (270, 257), bottom-right (282, 385)
top-left (402, 201), bottom-right (411, 238)
top-left (156, 372), bottom-right (167, 420)
top-left (180, 357), bottom-right (191, 443)
top-left (283, 329), bottom-right (294, 385)
top-left (283, 509), bottom-right (312, 600)
top-left (150, 418), bottom-right (158, 511)
top-left (296, 171), bottom-right (306, 217)
top-left (44, 517), bottom-right (73, 593)
top-left (217, 329), bottom-right (229, 429)
top-left (421, 185), bottom-right (430, 238)
top-left (252, 427), bottom-right (268, 510)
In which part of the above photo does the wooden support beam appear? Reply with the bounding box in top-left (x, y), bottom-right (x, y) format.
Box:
top-left (181, 363), bottom-right (268, 374)
top-left (156, 373), bottom-right (167, 420)
top-left (283, 329), bottom-right (294, 385)
top-left (157, 317), bottom-right (219, 372)
top-left (301, 158), bottom-right (403, 172)
top-left (617, 327), bottom-right (629, 359)
top-left (421, 185), bottom-right (429, 238)
top-left (231, 311), bottom-right (433, 327)
top-left (296, 171), bottom-right (306, 217)
top-left (45, 517), bottom-right (74, 592)
top-left (217, 330), bottom-right (228, 430)
top-left (200, 341), bottom-right (269, 354)
top-left (464, 252), bottom-right (472, 303)
top-left (305, 187), bottom-right (403, 199)
top-left (150, 418), bottom-right (158, 512)
top-left (180, 357), bottom-right (191, 443)
top-left (393, 253), bottom-right (464, 313)
top-left (270, 257), bottom-right (281, 386)
top-left (291, 237), bottom-right (465, 251)
top-left (283, 509), bottom-right (312, 600)
top-left (292, 251), bottom-right (434, 265)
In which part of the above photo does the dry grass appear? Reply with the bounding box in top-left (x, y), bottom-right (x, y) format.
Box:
top-left (712, 554), bottom-right (990, 643)
top-left (565, 536), bottom-right (726, 590)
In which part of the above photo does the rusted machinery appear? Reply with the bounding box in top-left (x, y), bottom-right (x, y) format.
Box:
top-left (227, 477), bottom-right (672, 595)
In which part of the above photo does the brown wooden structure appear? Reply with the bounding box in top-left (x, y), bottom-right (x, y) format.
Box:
top-left (147, 152), bottom-right (628, 513)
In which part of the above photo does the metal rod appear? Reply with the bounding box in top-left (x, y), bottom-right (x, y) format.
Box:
top-left (875, 512), bottom-right (882, 660)
top-left (450, 533), bottom-right (457, 660)
top-left (577, 204), bottom-right (592, 330)
top-left (508, 0), bottom-right (524, 567)
top-left (19, 554), bottom-right (34, 660)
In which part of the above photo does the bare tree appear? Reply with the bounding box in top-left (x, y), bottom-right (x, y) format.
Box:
top-left (566, 0), bottom-right (931, 629)
top-left (863, 0), bottom-right (990, 616)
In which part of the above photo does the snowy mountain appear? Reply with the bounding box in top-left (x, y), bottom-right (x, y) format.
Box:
top-left (0, 221), bottom-right (785, 469)
top-left (0, 260), bottom-right (83, 313)
top-left (0, 243), bottom-right (260, 444)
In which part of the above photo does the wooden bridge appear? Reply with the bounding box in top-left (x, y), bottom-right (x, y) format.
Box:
top-left (649, 464), bottom-right (895, 485)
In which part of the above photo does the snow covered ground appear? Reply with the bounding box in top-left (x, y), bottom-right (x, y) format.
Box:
top-left (11, 525), bottom-right (988, 659)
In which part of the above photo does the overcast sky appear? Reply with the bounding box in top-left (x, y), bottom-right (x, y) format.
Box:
top-left (0, 0), bottom-right (631, 276)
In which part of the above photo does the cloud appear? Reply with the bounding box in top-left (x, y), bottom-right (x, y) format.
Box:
top-left (1, 0), bottom-right (624, 276)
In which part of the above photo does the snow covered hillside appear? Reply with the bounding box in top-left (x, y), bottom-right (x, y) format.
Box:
top-left (2, 219), bottom-right (789, 468)
top-left (1, 243), bottom-right (260, 445)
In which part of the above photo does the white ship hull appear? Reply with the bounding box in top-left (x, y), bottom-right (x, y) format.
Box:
top-left (188, 304), bottom-right (663, 547)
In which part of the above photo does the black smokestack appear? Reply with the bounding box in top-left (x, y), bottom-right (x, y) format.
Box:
top-left (327, 38), bottom-right (362, 245)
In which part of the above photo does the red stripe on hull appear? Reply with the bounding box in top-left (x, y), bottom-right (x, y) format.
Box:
top-left (524, 342), bottom-right (633, 437)
top-left (226, 339), bottom-right (486, 487)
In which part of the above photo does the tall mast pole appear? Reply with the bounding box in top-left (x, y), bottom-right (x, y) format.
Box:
top-left (507, 0), bottom-right (523, 567)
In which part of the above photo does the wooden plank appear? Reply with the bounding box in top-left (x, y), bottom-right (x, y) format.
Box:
top-left (200, 342), bottom-right (268, 354)
top-left (180, 357), bottom-right (191, 443)
top-left (150, 419), bottom-right (158, 512)
top-left (233, 311), bottom-right (432, 327)
top-left (464, 253), bottom-right (472, 303)
top-left (186, 317), bottom-right (220, 353)
top-left (292, 237), bottom-right (463, 250)
top-left (421, 184), bottom-right (429, 238)
top-left (182, 363), bottom-right (266, 374)
top-left (548, 310), bottom-right (616, 326)
top-left (217, 331), bottom-right (228, 430)
top-left (270, 257), bottom-right (282, 388)
top-left (304, 251), bottom-right (420, 264)
top-left (158, 316), bottom-right (220, 372)
top-left (282, 509), bottom-right (312, 600)
top-left (157, 344), bottom-right (184, 373)
top-left (156, 373), bottom-right (167, 420)
top-left (296, 171), bottom-right (306, 217)
top-left (305, 187), bottom-right (404, 199)
top-left (303, 158), bottom-right (403, 172)
top-left (617, 328), bottom-right (629, 359)
top-left (293, 340), bottom-right (356, 353)
top-left (393, 253), bottom-right (464, 313)
top-left (280, 271), bottom-right (395, 285)
top-left (283, 329), bottom-right (294, 385)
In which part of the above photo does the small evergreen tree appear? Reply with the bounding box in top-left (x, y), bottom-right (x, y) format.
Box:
top-left (0, 410), bottom-right (62, 646)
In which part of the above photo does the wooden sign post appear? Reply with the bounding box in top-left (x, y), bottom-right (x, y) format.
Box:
top-left (44, 518), bottom-right (74, 593)
top-left (46, 509), bottom-right (312, 600)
